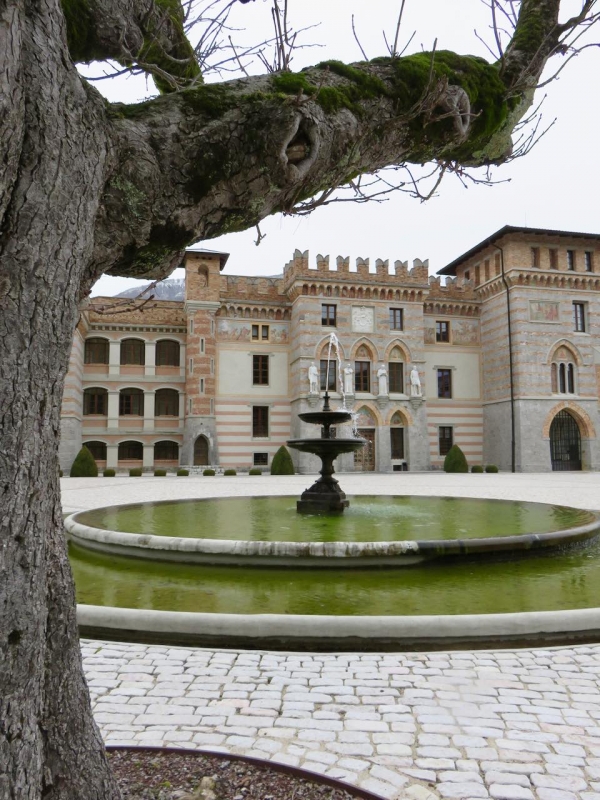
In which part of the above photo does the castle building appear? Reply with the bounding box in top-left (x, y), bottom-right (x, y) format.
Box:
top-left (60, 226), bottom-right (600, 474)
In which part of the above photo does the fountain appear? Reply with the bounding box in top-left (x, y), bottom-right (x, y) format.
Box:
top-left (287, 391), bottom-right (365, 514)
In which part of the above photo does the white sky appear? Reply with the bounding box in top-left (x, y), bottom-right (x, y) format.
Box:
top-left (90, 0), bottom-right (600, 296)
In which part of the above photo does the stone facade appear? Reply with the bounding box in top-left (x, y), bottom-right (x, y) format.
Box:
top-left (60, 226), bottom-right (600, 473)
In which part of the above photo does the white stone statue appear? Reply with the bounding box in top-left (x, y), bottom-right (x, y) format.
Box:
top-left (343, 363), bottom-right (354, 394)
top-left (308, 362), bottom-right (319, 394)
top-left (377, 363), bottom-right (388, 396)
top-left (410, 365), bottom-right (422, 397)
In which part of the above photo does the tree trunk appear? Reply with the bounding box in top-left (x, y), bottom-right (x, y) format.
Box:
top-left (0, 0), bottom-right (120, 797)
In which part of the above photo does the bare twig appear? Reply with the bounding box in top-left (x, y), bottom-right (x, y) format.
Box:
top-left (351, 14), bottom-right (368, 61)
top-left (254, 224), bottom-right (266, 246)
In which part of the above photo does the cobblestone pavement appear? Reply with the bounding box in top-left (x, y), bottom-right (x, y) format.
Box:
top-left (85, 639), bottom-right (600, 800)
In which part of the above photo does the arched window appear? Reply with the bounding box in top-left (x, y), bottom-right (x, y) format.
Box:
top-left (551, 346), bottom-right (577, 395)
top-left (155, 388), bottom-right (179, 416)
top-left (83, 387), bottom-right (108, 415)
top-left (83, 441), bottom-right (107, 461)
top-left (354, 345), bottom-right (372, 393)
top-left (390, 411), bottom-right (405, 460)
top-left (388, 346), bottom-right (405, 394)
top-left (120, 338), bottom-right (145, 365)
top-left (154, 441), bottom-right (179, 461)
top-left (319, 343), bottom-right (338, 391)
top-left (84, 337), bottom-right (109, 364)
top-left (118, 441), bottom-right (143, 460)
top-left (119, 387), bottom-right (144, 415)
top-left (156, 340), bottom-right (180, 367)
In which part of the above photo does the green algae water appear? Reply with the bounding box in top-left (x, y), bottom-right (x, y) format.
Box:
top-left (69, 496), bottom-right (600, 616)
top-left (74, 495), bottom-right (592, 543)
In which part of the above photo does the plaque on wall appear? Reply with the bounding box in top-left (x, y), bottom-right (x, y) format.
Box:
top-left (352, 306), bottom-right (374, 332)
top-left (529, 301), bottom-right (560, 323)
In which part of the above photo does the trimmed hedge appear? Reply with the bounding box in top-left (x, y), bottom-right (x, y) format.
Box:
top-left (270, 446), bottom-right (294, 475)
top-left (471, 465), bottom-right (484, 473)
top-left (154, 469), bottom-right (167, 477)
top-left (176, 469), bottom-right (189, 476)
top-left (129, 468), bottom-right (143, 477)
top-left (248, 468), bottom-right (262, 476)
top-left (485, 465), bottom-right (499, 473)
top-left (203, 468), bottom-right (216, 476)
top-left (443, 445), bottom-right (468, 473)
top-left (223, 469), bottom-right (237, 476)
top-left (70, 446), bottom-right (98, 478)
top-left (103, 469), bottom-right (116, 477)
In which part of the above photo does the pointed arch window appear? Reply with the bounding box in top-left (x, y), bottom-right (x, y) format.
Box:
top-left (388, 346), bottom-right (404, 394)
top-left (551, 346), bottom-right (577, 395)
top-left (354, 345), bottom-right (372, 393)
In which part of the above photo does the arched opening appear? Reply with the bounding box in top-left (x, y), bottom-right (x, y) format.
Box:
top-left (550, 410), bottom-right (582, 471)
top-left (354, 344), bottom-right (373, 393)
top-left (155, 388), bottom-right (179, 416)
top-left (83, 387), bottom-right (108, 415)
top-left (84, 337), bottom-right (109, 364)
top-left (194, 435), bottom-right (209, 466)
top-left (118, 440), bottom-right (143, 462)
top-left (354, 406), bottom-right (376, 472)
top-left (120, 338), bottom-right (145, 365)
top-left (154, 440), bottom-right (179, 464)
top-left (83, 441), bottom-right (107, 463)
top-left (390, 411), bottom-right (406, 467)
top-left (156, 340), bottom-right (180, 367)
top-left (388, 346), bottom-right (405, 394)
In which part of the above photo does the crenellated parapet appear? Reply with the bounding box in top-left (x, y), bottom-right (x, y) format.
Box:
top-left (427, 274), bottom-right (479, 302)
top-left (219, 274), bottom-right (286, 303)
top-left (282, 249), bottom-right (430, 294)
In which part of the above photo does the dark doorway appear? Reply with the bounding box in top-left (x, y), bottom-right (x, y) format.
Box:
top-left (550, 410), bottom-right (582, 471)
top-left (193, 436), bottom-right (209, 466)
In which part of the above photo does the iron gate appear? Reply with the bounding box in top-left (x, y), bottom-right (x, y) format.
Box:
top-left (550, 410), bottom-right (582, 471)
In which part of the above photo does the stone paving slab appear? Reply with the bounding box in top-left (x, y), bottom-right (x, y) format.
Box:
top-left (84, 640), bottom-right (600, 800)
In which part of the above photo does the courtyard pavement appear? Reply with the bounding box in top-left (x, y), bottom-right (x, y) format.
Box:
top-left (64, 472), bottom-right (600, 800)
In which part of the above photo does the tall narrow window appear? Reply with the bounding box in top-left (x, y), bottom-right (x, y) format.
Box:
top-left (585, 251), bottom-right (594, 272)
top-left (252, 354), bottom-right (269, 385)
top-left (484, 259), bottom-right (490, 281)
top-left (252, 406), bottom-right (269, 437)
top-left (321, 304), bottom-right (337, 327)
top-left (119, 388), bottom-right (144, 415)
top-left (494, 254), bottom-right (501, 275)
top-left (549, 249), bottom-right (558, 269)
top-left (389, 362), bottom-right (404, 393)
top-left (436, 321), bottom-right (450, 343)
top-left (573, 302), bottom-right (586, 332)
top-left (531, 247), bottom-right (540, 268)
top-left (389, 308), bottom-right (403, 330)
top-left (320, 359), bottom-right (337, 391)
top-left (567, 250), bottom-right (576, 270)
top-left (354, 361), bottom-right (370, 392)
top-left (439, 427), bottom-right (453, 456)
top-left (567, 363), bottom-right (575, 394)
top-left (437, 369), bottom-right (452, 399)
top-left (390, 428), bottom-right (405, 459)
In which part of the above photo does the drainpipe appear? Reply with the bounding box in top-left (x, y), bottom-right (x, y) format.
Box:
top-left (496, 245), bottom-right (516, 473)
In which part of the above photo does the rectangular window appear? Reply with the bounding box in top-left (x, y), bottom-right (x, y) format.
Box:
top-left (155, 340), bottom-right (180, 367)
top-left (573, 302), bottom-right (586, 332)
top-left (252, 406), bottom-right (269, 437)
top-left (210, 358), bottom-right (214, 374)
top-left (585, 251), bottom-right (594, 272)
top-left (437, 369), bottom-right (452, 399)
top-left (389, 308), bottom-right (403, 330)
top-left (436, 321), bottom-right (450, 343)
top-left (189, 358), bottom-right (193, 374)
top-left (321, 304), bottom-right (337, 327)
top-left (120, 339), bottom-right (145, 365)
top-left (439, 426), bottom-right (453, 456)
top-left (390, 428), bottom-right (405, 459)
top-left (567, 250), bottom-right (576, 270)
top-left (84, 338), bottom-right (109, 364)
top-left (200, 338), bottom-right (205, 353)
top-left (475, 265), bottom-right (480, 284)
top-left (531, 247), bottom-right (540, 268)
top-left (464, 270), bottom-right (470, 281)
top-left (252, 324), bottom-right (269, 341)
top-left (484, 259), bottom-right (490, 281)
top-left (389, 362), bottom-right (404, 393)
top-left (252, 354), bottom-right (269, 385)
top-left (119, 391), bottom-right (144, 416)
top-left (494, 254), bottom-right (501, 276)
top-left (252, 324), bottom-right (259, 340)
top-left (200, 378), bottom-right (205, 393)
top-left (210, 398), bottom-right (214, 415)
top-left (83, 390), bottom-right (107, 415)
top-left (354, 361), bottom-right (370, 392)
top-left (320, 359), bottom-right (337, 391)
top-left (549, 249), bottom-right (558, 269)
top-left (190, 320), bottom-right (194, 334)
top-left (253, 453), bottom-right (268, 466)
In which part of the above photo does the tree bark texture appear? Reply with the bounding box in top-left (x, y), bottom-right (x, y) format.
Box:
top-left (0, 0), bottom-right (589, 796)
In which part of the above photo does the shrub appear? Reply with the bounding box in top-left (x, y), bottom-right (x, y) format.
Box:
top-left (485, 464), bottom-right (499, 473)
top-left (154, 468), bottom-right (167, 477)
top-left (59, 470), bottom-right (63, 478)
top-left (248, 468), bottom-right (262, 476)
top-left (176, 469), bottom-right (189, 476)
top-left (443, 445), bottom-right (468, 473)
top-left (223, 469), bottom-right (237, 476)
top-left (270, 445), bottom-right (294, 475)
top-left (103, 469), bottom-right (116, 477)
top-left (70, 446), bottom-right (98, 477)
top-left (471, 465), bottom-right (484, 473)
top-left (129, 468), bottom-right (143, 477)
top-left (203, 468), bottom-right (216, 476)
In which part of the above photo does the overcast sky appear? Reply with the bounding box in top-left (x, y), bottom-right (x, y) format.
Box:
top-left (90, 0), bottom-right (600, 296)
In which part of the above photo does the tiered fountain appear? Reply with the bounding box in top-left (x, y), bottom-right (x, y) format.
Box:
top-left (287, 391), bottom-right (365, 514)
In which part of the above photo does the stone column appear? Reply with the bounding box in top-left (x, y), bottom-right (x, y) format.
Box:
top-left (107, 390), bottom-right (119, 429)
top-left (143, 443), bottom-right (154, 468)
top-left (145, 340), bottom-right (156, 377)
top-left (106, 444), bottom-right (118, 469)
top-left (108, 340), bottom-right (121, 376)
top-left (179, 343), bottom-right (186, 379)
top-left (144, 391), bottom-right (155, 431)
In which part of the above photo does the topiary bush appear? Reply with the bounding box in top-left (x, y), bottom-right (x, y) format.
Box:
top-left (203, 468), bottom-right (216, 476)
top-left (223, 469), bottom-right (237, 476)
top-left (443, 444), bottom-right (468, 473)
top-left (129, 468), bottom-right (143, 477)
top-left (270, 445), bottom-right (294, 475)
top-left (103, 469), bottom-right (116, 477)
top-left (176, 469), bottom-right (189, 476)
top-left (248, 468), bottom-right (262, 476)
top-left (70, 446), bottom-right (98, 477)
top-left (154, 468), bottom-right (167, 477)
top-left (471, 465), bottom-right (484, 473)
top-left (485, 464), bottom-right (499, 473)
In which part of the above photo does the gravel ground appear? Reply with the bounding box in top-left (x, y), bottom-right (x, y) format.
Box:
top-left (108, 750), bottom-right (379, 800)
